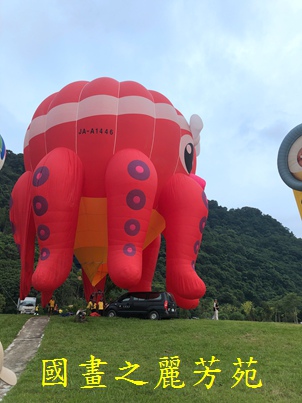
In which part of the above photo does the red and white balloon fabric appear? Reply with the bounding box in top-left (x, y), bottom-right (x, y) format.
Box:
top-left (10, 77), bottom-right (208, 308)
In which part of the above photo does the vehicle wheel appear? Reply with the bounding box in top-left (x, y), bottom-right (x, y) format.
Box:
top-left (278, 123), bottom-right (302, 190)
top-left (107, 309), bottom-right (117, 318)
top-left (148, 311), bottom-right (159, 320)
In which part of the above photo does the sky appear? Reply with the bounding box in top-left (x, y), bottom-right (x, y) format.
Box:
top-left (1, 0), bottom-right (302, 237)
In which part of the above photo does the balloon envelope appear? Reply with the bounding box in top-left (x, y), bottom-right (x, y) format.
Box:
top-left (9, 77), bottom-right (208, 309)
top-left (0, 135), bottom-right (6, 170)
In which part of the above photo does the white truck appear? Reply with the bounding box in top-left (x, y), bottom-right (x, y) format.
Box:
top-left (17, 297), bottom-right (36, 314)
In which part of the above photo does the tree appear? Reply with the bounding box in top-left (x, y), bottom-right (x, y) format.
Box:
top-left (270, 293), bottom-right (302, 323)
top-left (0, 293), bottom-right (6, 312)
top-left (278, 293), bottom-right (302, 323)
top-left (241, 301), bottom-right (254, 320)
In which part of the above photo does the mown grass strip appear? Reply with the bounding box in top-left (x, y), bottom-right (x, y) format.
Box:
top-left (0, 315), bottom-right (30, 349)
top-left (2, 316), bottom-right (302, 403)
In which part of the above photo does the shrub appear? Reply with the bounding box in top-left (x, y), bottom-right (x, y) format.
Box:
top-left (229, 312), bottom-right (245, 321)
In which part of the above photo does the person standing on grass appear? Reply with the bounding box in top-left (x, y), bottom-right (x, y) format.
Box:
top-left (97, 298), bottom-right (104, 316)
top-left (212, 299), bottom-right (219, 320)
top-left (86, 298), bottom-right (94, 314)
top-left (48, 297), bottom-right (55, 316)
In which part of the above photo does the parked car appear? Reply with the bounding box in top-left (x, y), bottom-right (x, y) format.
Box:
top-left (17, 297), bottom-right (36, 314)
top-left (105, 291), bottom-right (178, 320)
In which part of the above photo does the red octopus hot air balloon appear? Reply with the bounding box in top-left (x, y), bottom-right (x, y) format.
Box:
top-left (9, 77), bottom-right (208, 309)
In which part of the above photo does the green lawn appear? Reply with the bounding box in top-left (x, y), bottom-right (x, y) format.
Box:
top-left (0, 315), bottom-right (30, 348)
top-left (2, 316), bottom-right (302, 403)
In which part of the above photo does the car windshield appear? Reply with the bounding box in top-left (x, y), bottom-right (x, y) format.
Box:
top-left (146, 293), bottom-right (161, 300)
top-left (132, 296), bottom-right (146, 301)
top-left (119, 296), bottom-right (130, 302)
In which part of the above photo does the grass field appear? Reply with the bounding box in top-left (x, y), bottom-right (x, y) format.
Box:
top-left (1, 315), bottom-right (301, 403)
top-left (0, 315), bottom-right (30, 349)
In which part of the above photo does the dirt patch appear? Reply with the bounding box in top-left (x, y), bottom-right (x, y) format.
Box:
top-left (0, 316), bottom-right (49, 401)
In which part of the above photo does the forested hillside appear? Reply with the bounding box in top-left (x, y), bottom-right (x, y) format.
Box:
top-left (1, 151), bottom-right (302, 321)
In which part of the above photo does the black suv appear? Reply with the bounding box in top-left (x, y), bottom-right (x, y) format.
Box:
top-left (105, 291), bottom-right (178, 320)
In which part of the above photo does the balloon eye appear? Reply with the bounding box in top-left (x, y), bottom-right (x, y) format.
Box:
top-left (288, 138), bottom-right (302, 179)
top-left (179, 134), bottom-right (194, 174)
top-left (185, 143), bottom-right (194, 172)
top-left (296, 148), bottom-right (302, 167)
